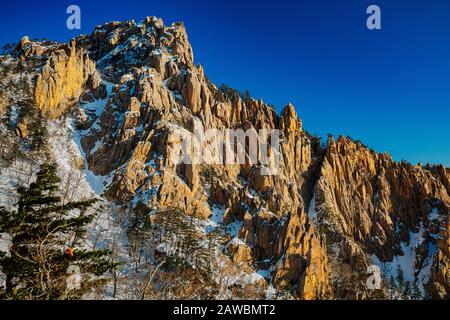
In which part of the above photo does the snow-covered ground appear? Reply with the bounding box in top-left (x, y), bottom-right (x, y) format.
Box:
top-left (0, 159), bottom-right (37, 209)
top-left (371, 220), bottom-right (436, 296)
top-left (45, 106), bottom-right (132, 299)
top-left (307, 192), bottom-right (317, 221)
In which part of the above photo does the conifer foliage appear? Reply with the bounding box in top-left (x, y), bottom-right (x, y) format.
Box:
top-left (0, 163), bottom-right (116, 299)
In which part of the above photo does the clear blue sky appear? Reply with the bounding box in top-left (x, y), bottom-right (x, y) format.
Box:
top-left (1, 0), bottom-right (449, 166)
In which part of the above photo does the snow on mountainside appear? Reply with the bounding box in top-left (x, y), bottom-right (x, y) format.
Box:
top-left (0, 16), bottom-right (448, 299)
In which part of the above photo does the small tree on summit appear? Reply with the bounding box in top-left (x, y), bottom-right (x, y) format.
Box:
top-left (0, 163), bottom-right (117, 300)
top-left (241, 89), bottom-right (251, 102)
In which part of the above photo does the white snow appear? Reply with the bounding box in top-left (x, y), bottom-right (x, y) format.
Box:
top-left (47, 115), bottom-right (132, 299)
top-left (228, 237), bottom-right (246, 246)
top-left (205, 204), bottom-right (225, 234)
top-left (79, 81), bottom-right (115, 133)
top-left (0, 233), bottom-right (11, 256)
top-left (428, 208), bottom-right (440, 221)
top-left (49, 119), bottom-right (110, 197)
top-left (247, 271), bottom-right (264, 283)
top-left (307, 192), bottom-right (317, 221)
top-left (266, 284), bottom-right (276, 300)
top-left (67, 82), bottom-right (116, 195)
top-left (0, 159), bottom-right (38, 209)
top-left (256, 269), bottom-right (271, 279)
top-left (371, 221), bottom-right (435, 296)
top-left (226, 219), bottom-right (244, 238)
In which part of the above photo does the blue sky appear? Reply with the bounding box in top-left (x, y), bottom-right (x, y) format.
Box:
top-left (1, 0), bottom-right (449, 166)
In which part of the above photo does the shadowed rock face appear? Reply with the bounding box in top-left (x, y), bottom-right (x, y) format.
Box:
top-left (1, 16), bottom-right (448, 300)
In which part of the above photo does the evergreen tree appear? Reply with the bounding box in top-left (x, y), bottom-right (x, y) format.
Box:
top-left (389, 275), bottom-right (396, 289)
top-left (404, 280), bottom-right (411, 298)
top-left (0, 163), bottom-right (117, 300)
top-left (241, 89), bottom-right (251, 102)
top-left (17, 97), bottom-right (48, 154)
top-left (387, 275), bottom-right (397, 299)
top-left (1, 43), bottom-right (15, 55)
top-left (395, 265), bottom-right (405, 291)
top-left (411, 282), bottom-right (422, 300)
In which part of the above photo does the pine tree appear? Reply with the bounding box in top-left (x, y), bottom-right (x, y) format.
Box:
top-left (389, 275), bottom-right (395, 289)
top-left (386, 275), bottom-right (397, 299)
top-left (411, 282), bottom-right (422, 300)
top-left (395, 265), bottom-right (405, 292)
top-left (0, 163), bottom-right (117, 300)
top-left (404, 280), bottom-right (411, 298)
top-left (17, 97), bottom-right (48, 154)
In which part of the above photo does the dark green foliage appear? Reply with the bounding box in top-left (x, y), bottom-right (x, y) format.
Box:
top-left (241, 89), bottom-right (251, 102)
top-left (152, 209), bottom-right (211, 273)
top-left (125, 205), bottom-right (219, 299)
top-left (403, 280), bottom-right (411, 298)
top-left (411, 282), bottom-right (422, 300)
top-left (389, 275), bottom-right (395, 289)
top-left (0, 163), bottom-right (116, 300)
top-left (0, 75), bottom-right (48, 168)
top-left (16, 96), bottom-right (48, 154)
top-left (396, 264), bottom-right (405, 290)
top-left (219, 84), bottom-right (253, 103)
top-left (219, 83), bottom-right (240, 98)
top-left (1, 43), bottom-right (15, 55)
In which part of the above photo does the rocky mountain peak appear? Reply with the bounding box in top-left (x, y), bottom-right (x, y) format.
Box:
top-left (74, 17), bottom-right (194, 80)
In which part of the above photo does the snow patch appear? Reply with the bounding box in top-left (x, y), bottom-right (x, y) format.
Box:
top-left (371, 221), bottom-right (434, 296)
top-left (307, 192), bottom-right (317, 221)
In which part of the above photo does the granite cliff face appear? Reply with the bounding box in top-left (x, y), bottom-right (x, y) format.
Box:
top-left (0, 17), bottom-right (448, 299)
top-left (315, 136), bottom-right (449, 298)
top-left (13, 37), bottom-right (101, 118)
